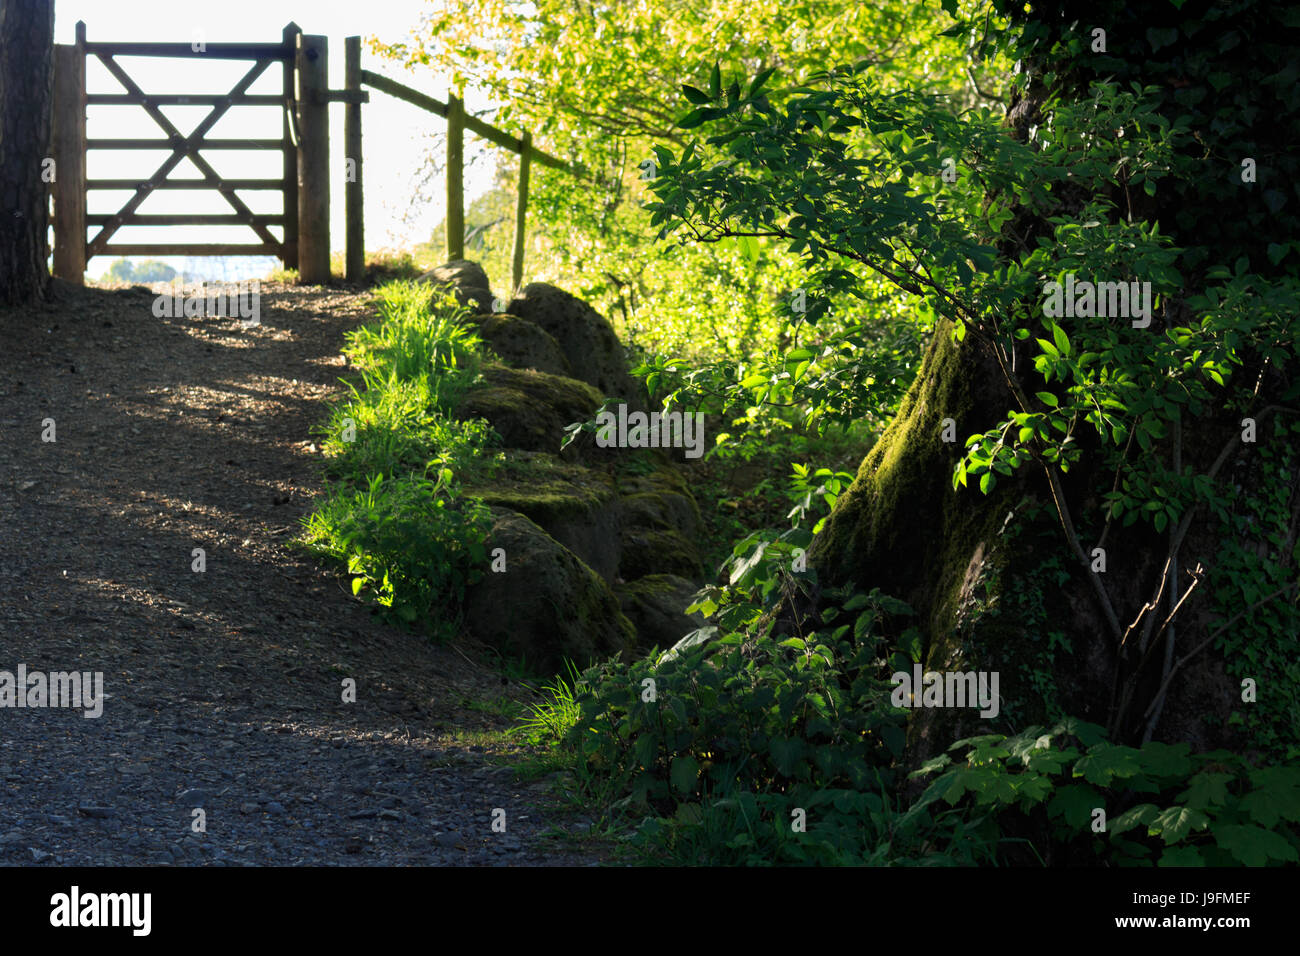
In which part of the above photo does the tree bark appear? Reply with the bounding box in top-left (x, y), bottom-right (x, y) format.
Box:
top-left (811, 0), bottom-right (1300, 765)
top-left (0, 0), bottom-right (55, 305)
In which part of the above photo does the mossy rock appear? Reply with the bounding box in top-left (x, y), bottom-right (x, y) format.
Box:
top-left (417, 259), bottom-right (494, 314)
top-left (462, 508), bottom-right (635, 675)
top-left (620, 490), bottom-right (701, 539)
top-left (615, 574), bottom-right (707, 652)
top-left (619, 527), bottom-right (704, 581)
top-left (506, 282), bottom-right (645, 403)
top-left (476, 313), bottom-right (573, 378)
top-left (454, 364), bottom-right (602, 455)
top-left (465, 453), bottom-right (622, 580)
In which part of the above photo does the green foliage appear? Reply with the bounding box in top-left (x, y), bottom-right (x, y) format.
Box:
top-left (299, 282), bottom-right (496, 639)
top-left (912, 722), bottom-right (1300, 866)
top-left (557, 587), bottom-right (927, 865)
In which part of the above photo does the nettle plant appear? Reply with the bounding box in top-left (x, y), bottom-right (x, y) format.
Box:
top-left (645, 59), bottom-right (1300, 748)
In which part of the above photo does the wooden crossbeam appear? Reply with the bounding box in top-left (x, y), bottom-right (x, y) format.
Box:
top-left (86, 214), bottom-right (287, 225)
top-left (88, 178), bottom-right (285, 190)
top-left (360, 69), bottom-right (575, 174)
top-left (88, 138), bottom-right (284, 150)
top-left (84, 41), bottom-right (290, 60)
top-left (87, 93), bottom-right (284, 105)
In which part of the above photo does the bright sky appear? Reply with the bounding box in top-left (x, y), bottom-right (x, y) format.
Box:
top-left (54, 0), bottom-right (500, 279)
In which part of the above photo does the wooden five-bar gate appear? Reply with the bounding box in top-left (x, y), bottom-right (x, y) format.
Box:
top-left (50, 21), bottom-right (575, 288)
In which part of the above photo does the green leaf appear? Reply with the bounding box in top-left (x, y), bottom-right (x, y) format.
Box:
top-left (681, 84), bottom-right (711, 105)
top-left (1035, 391), bottom-right (1060, 408)
top-left (768, 737), bottom-right (807, 777)
top-left (709, 61), bottom-right (721, 98)
top-left (1110, 803), bottom-right (1160, 836)
top-left (1158, 846), bottom-right (1204, 867)
top-left (1052, 323), bottom-right (1071, 358)
top-left (1149, 806), bottom-right (1209, 843)
top-left (1047, 783), bottom-right (1101, 826)
top-left (1215, 824), bottom-right (1300, 865)
top-left (670, 755), bottom-right (700, 795)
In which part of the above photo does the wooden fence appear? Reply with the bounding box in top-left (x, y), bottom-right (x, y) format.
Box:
top-left (50, 22), bottom-right (574, 289)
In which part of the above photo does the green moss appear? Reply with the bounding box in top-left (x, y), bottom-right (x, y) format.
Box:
top-left (466, 453), bottom-right (616, 527)
top-left (619, 528), bottom-right (704, 580)
top-left (814, 319), bottom-right (1019, 655)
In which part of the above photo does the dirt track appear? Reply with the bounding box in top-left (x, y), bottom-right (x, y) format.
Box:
top-left (0, 279), bottom-right (602, 866)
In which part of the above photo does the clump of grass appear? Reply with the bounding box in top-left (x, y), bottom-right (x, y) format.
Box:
top-left (299, 280), bottom-right (498, 638)
top-left (514, 659), bottom-right (584, 745)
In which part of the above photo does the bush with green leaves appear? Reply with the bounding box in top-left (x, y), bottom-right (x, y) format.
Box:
top-left (912, 720), bottom-right (1300, 866)
top-left (300, 281), bottom-right (496, 638)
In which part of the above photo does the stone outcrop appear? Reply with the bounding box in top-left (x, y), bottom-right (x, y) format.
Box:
top-left (440, 262), bottom-right (707, 673)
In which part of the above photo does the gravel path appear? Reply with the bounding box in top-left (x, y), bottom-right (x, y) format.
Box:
top-left (0, 280), bottom-right (604, 866)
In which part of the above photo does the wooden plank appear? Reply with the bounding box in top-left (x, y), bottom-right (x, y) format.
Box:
top-left (281, 22), bottom-right (301, 270)
top-left (360, 69), bottom-right (574, 173)
top-left (446, 93), bottom-right (464, 260)
top-left (88, 178), bottom-right (285, 190)
top-left (344, 36), bottom-right (364, 282)
top-left (295, 34), bottom-right (330, 283)
top-left (86, 214), bottom-right (287, 225)
top-left (96, 243), bottom-right (281, 257)
top-left (87, 138), bottom-right (285, 150)
top-left (360, 70), bottom-right (447, 117)
top-left (51, 43), bottom-right (87, 283)
top-left (512, 131), bottom-right (531, 293)
top-left (87, 93), bottom-right (283, 105)
top-left (84, 41), bottom-right (290, 60)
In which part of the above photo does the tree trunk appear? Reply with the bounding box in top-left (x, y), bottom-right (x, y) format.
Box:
top-left (0, 0), bottom-right (55, 306)
top-left (812, 0), bottom-right (1300, 766)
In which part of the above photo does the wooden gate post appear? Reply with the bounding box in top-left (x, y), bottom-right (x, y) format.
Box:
top-left (295, 33), bottom-right (329, 283)
top-left (51, 24), bottom-right (87, 283)
top-left (281, 22), bottom-right (301, 271)
top-left (511, 131), bottom-right (531, 293)
top-left (446, 93), bottom-right (464, 261)
top-left (344, 36), bottom-right (364, 283)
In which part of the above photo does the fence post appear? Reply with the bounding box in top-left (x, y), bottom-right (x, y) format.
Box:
top-left (281, 22), bottom-right (301, 271)
top-left (511, 132), bottom-right (531, 294)
top-left (344, 36), bottom-right (364, 283)
top-left (51, 24), bottom-right (87, 283)
top-left (295, 33), bottom-right (329, 283)
top-left (446, 93), bottom-right (464, 261)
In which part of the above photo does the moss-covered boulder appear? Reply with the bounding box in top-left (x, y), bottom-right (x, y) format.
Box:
top-left (619, 528), bottom-right (705, 581)
top-left (506, 282), bottom-right (644, 403)
top-left (462, 509), bottom-right (635, 674)
top-left (467, 453), bottom-right (622, 581)
top-left (417, 259), bottom-right (494, 314)
top-left (455, 364), bottom-right (602, 454)
top-left (475, 313), bottom-right (572, 378)
top-left (615, 574), bottom-right (707, 651)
